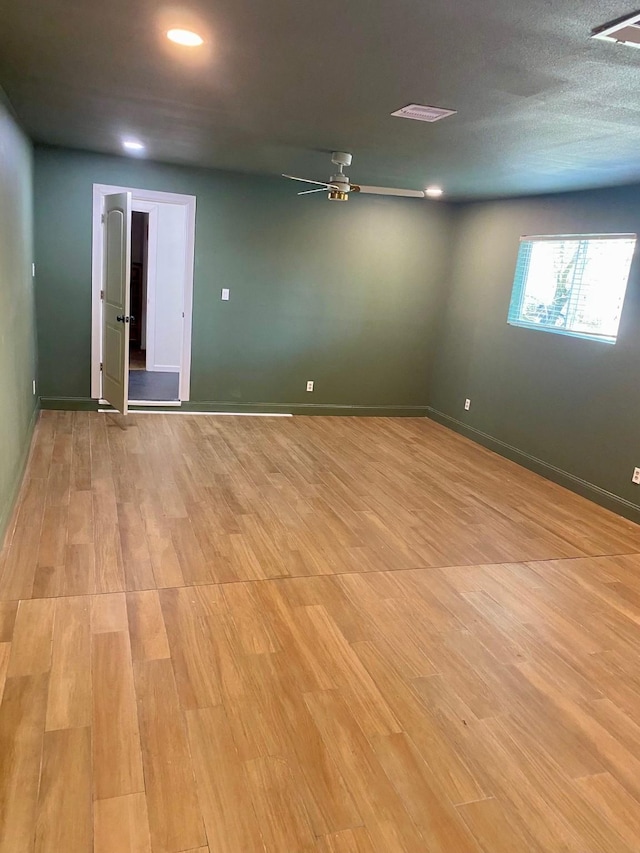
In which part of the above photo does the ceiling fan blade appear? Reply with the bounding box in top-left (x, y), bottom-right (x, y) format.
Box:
top-left (297, 187), bottom-right (331, 195)
top-left (282, 174), bottom-right (337, 188)
top-left (356, 185), bottom-right (426, 198)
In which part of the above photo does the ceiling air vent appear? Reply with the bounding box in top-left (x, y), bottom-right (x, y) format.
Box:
top-left (391, 103), bottom-right (457, 123)
top-left (591, 11), bottom-right (640, 48)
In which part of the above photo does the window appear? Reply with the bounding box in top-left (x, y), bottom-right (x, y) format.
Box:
top-left (507, 234), bottom-right (636, 344)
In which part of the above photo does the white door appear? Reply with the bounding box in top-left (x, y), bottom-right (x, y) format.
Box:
top-left (102, 192), bottom-right (132, 414)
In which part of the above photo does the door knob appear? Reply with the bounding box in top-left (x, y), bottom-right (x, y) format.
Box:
top-left (116, 315), bottom-right (125, 323)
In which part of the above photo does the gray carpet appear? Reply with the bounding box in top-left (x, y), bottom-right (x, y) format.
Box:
top-left (129, 370), bottom-right (179, 401)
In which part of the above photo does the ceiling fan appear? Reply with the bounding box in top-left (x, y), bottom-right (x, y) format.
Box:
top-left (283, 152), bottom-right (427, 201)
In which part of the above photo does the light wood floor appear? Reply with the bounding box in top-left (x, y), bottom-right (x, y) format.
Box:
top-left (1, 412), bottom-right (640, 851)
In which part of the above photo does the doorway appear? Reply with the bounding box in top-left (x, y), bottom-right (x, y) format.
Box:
top-left (91, 184), bottom-right (196, 409)
top-left (127, 211), bottom-right (180, 402)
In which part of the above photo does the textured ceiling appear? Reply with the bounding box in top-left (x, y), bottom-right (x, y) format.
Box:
top-left (1, 0), bottom-right (640, 197)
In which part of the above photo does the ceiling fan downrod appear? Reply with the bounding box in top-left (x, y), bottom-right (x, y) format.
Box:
top-left (328, 152), bottom-right (353, 201)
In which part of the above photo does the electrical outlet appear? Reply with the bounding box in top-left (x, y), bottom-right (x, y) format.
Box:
top-left (221, 288), bottom-right (230, 301)
top-left (32, 380), bottom-right (36, 395)
top-left (306, 381), bottom-right (314, 392)
top-left (464, 398), bottom-right (471, 411)
top-left (633, 467), bottom-right (640, 485)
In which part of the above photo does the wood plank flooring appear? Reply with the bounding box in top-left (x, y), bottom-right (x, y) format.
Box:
top-left (1, 411), bottom-right (640, 850)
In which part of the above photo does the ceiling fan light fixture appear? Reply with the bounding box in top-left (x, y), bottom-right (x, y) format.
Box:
top-left (328, 189), bottom-right (349, 201)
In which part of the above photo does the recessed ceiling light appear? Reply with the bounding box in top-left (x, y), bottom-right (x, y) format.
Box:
top-left (122, 139), bottom-right (145, 153)
top-left (425, 186), bottom-right (444, 198)
top-left (167, 28), bottom-right (204, 46)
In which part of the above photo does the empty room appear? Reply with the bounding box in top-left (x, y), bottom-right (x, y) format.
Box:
top-left (3, 1), bottom-right (640, 851)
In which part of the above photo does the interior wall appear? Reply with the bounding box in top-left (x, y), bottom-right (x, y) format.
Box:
top-left (147, 202), bottom-right (186, 373)
top-left (0, 96), bottom-right (38, 540)
top-left (34, 145), bottom-right (452, 413)
top-left (28, 144), bottom-right (640, 518)
top-left (429, 185), bottom-right (640, 517)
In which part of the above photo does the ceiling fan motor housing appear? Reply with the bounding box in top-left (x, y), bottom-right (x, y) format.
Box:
top-left (328, 171), bottom-right (350, 200)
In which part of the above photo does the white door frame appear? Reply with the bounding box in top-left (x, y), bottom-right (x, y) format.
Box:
top-left (91, 183), bottom-right (196, 402)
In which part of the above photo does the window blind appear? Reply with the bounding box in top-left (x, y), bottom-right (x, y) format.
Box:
top-left (507, 234), bottom-right (636, 344)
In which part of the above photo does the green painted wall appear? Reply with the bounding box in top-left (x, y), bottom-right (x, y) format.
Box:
top-left (34, 145), bottom-right (640, 517)
top-left (429, 185), bottom-right (640, 515)
top-left (0, 97), bottom-right (38, 540)
top-left (34, 146), bottom-right (452, 412)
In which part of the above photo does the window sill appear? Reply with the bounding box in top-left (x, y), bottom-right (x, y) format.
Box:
top-left (507, 320), bottom-right (616, 345)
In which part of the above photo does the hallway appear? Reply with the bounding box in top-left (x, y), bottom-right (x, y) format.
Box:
top-left (128, 370), bottom-right (179, 402)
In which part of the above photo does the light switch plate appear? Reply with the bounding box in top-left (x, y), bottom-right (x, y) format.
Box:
top-left (221, 288), bottom-right (230, 301)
